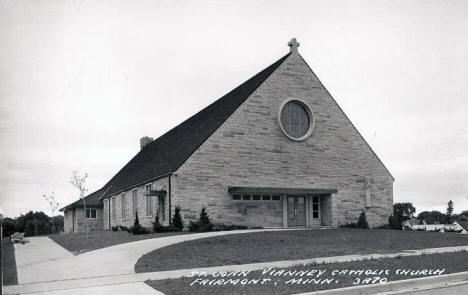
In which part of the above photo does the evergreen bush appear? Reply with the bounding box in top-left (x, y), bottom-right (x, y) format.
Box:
top-left (189, 207), bottom-right (213, 232)
top-left (356, 211), bottom-right (369, 229)
top-left (131, 212), bottom-right (150, 235)
top-left (153, 214), bottom-right (165, 233)
top-left (172, 206), bottom-right (184, 231)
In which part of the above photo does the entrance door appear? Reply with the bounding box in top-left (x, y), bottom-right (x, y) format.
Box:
top-left (287, 196), bottom-right (306, 226)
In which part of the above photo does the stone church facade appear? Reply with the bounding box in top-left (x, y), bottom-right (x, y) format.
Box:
top-left (62, 39), bottom-right (393, 232)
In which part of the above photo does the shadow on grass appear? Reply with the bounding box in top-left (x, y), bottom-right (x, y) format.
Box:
top-left (2, 238), bottom-right (18, 285)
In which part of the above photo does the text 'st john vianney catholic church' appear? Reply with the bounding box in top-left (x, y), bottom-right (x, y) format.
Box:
top-left (61, 39), bottom-right (394, 233)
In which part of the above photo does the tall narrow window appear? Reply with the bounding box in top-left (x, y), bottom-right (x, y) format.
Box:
top-left (158, 196), bottom-right (165, 221)
top-left (111, 197), bottom-right (116, 220)
top-left (312, 196), bottom-right (319, 219)
top-left (146, 195), bottom-right (153, 216)
top-left (121, 193), bottom-right (126, 219)
top-left (132, 189), bottom-right (137, 218)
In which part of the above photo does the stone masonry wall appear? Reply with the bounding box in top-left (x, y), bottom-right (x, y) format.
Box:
top-left (172, 52), bottom-right (393, 228)
top-left (73, 208), bottom-right (104, 232)
top-left (64, 210), bottom-right (74, 233)
top-left (107, 176), bottom-right (170, 229)
top-left (103, 198), bottom-right (109, 230)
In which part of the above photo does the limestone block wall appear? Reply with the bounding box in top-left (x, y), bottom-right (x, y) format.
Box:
top-left (73, 208), bottom-right (103, 232)
top-left (234, 201), bottom-right (283, 227)
top-left (172, 52), bottom-right (393, 228)
top-left (103, 198), bottom-right (109, 230)
top-left (320, 195), bottom-right (333, 226)
top-left (107, 176), bottom-right (170, 229)
top-left (63, 210), bottom-right (74, 233)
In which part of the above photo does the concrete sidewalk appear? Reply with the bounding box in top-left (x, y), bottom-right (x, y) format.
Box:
top-left (6, 244), bottom-right (468, 294)
top-left (13, 228), bottom-right (306, 285)
top-left (14, 237), bottom-right (73, 267)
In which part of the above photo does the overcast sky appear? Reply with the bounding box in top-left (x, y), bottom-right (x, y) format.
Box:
top-left (1, 0), bottom-right (467, 218)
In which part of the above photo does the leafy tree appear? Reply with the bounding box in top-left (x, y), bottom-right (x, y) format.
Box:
top-left (388, 215), bottom-right (397, 229)
top-left (417, 211), bottom-right (446, 224)
top-left (446, 200), bottom-right (454, 224)
top-left (172, 206), bottom-right (183, 231)
top-left (15, 211), bottom-right (52, 236)
top-left (458, 211), bottom-right (468, 221)
top-left (389, 202), bottom-right (416, 229)
top-left (2, 217), bottom-right (18, 237)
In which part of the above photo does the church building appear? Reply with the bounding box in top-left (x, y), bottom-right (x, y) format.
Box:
top-left (62, 39), bottom-right (394, 232)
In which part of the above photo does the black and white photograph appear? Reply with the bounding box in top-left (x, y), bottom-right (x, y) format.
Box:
top-left (1, 1), bottom-right (467, 294)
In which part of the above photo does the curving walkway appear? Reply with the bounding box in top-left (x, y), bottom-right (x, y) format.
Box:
top-left (15, 228), bottom-right (302, 284)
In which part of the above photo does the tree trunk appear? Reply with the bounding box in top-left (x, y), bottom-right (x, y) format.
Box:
top-left (83, 198), bottom-right (88, 241)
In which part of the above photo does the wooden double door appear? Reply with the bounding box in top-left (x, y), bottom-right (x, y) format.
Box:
top-left (287, 195), bottom-right (306, 226)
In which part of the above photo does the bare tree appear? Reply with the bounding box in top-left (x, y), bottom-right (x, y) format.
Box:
top-left (70, 171), bottom-right (88, 237)
top-left (42, 192), bottom-right (59, 234)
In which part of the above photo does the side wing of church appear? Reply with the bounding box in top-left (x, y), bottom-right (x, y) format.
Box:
top-left (62, 39), bottom-right (393, 232)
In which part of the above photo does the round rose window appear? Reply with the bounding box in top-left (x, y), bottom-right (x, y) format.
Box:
top-left (279, 99), bottom-right (315, 141)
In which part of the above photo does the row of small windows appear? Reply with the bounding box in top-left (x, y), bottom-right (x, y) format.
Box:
top-left (232, 194), bottom-right (281, 201)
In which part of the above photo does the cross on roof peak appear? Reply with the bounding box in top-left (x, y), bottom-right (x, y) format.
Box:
top-left (288, 38), bottom-right (300, 53)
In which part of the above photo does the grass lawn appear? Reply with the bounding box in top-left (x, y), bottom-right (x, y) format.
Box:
top-left (2, 238), bottom-right (18, 285)
top-left (146, 251), bottom-right (468, 295)
top-left (135, 228), bottom-right (468, 273)
top-left (49, 230), bottom-right (190, 254)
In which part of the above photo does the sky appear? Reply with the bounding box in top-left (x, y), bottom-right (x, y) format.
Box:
top-left (0, 0), bottom-right (467, 218)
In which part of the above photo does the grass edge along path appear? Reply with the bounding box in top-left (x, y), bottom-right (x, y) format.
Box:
top-left (49, 230), bottom-right (191, 254)
top-left (135, 228), bottom-right (468, 273)
top-left (145, 251), bottom-right (468, 295)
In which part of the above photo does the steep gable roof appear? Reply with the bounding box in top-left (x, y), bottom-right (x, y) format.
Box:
top-left (102, 53), bottom-right (291, 197)
top-left (60, 187), bottom-right (105, 211)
